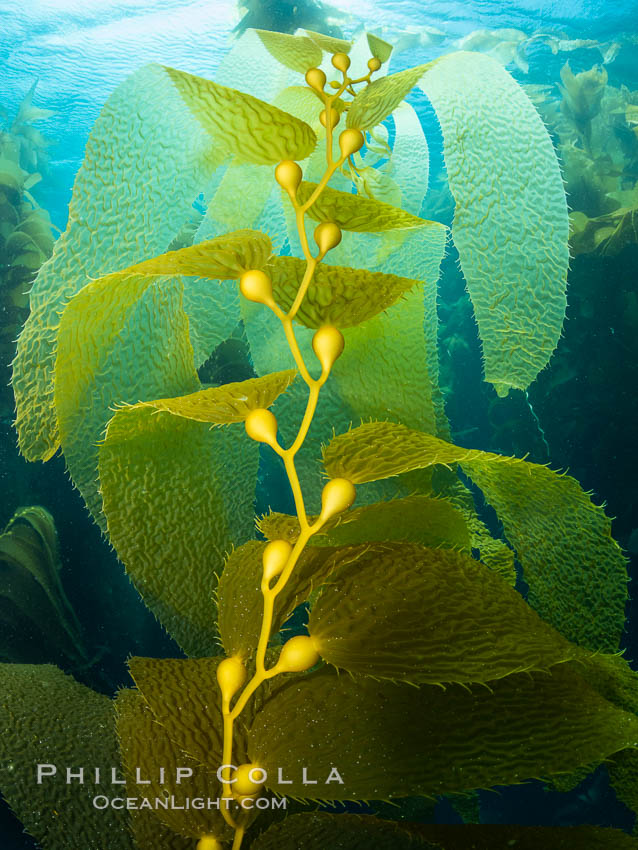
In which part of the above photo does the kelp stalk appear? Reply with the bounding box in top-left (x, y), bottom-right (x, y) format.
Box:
top-left (213, 51), bottom-right (380, 849)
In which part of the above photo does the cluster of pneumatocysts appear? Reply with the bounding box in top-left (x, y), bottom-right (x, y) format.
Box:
top-left (212, 49), bottom-right (380, 848)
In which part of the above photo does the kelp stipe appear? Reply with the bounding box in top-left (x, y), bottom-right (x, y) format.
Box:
top-left (2, 27), bottom-right (638, 850)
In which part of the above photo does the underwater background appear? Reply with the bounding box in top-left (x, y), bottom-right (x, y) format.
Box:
top-left (1, 0), bottom-right (638, 846)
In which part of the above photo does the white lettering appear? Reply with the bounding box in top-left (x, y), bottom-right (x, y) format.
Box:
top-left (66, 767), bottom-right (84, 784)
top-left (325, 767), bottom-right (344, 784)
top-left (135, 768), bottom-right (151, 785)
top-left (216, 764), bottom-right (237, 783)
top-left (302, 768), bottom-right (317, 785)
top-left (37, 764), bottom-right (56, 784)
top-left (110, 768), bottom-right (126, 785)
top-left (277, 768), bottom-right (292, 785)
top-left (175, 768), bottom-right (192, 784)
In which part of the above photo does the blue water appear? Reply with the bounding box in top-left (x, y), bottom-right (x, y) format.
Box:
top-left (2, 0), bottom-right (638, 229)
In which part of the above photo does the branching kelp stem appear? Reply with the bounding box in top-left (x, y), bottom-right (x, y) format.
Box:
top-left (212, 50), bottom-right (380, 849)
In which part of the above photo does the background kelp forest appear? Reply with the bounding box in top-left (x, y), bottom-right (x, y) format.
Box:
top-left (1, 2), bottom-right (638, 847)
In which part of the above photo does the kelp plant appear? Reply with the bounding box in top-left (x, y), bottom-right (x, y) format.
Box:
top-left (3, 27), bottom-right (638, 850)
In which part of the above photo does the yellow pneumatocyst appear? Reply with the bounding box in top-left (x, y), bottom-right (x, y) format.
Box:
top-left (305, 67), bottom-right (327, 92)
top-left (331, 52), bottom-right (351, 72)
top-left (339, 128), bottom-right (365, 158)
top-left (216, 656), bottom-right (246, 703)
top-left (245, 408), bottom-right (278, 447)
top-left (320, 477), bottom-right (356, 521)
top-left (263, 539), bottom-right (292, 583)
top-left (313, 325), bottom-right (344, 373)
top-left (232, 763), bottom-right (267, 797)
top-left (275, 160), bottom-right (302, 195)
top-left (196, 836), bottom-right (223, 850)
top-left (277, 635), bottom-right (320, 673)
top-left (314, 221), bottom-right (342, 255)
top-left (239, 269), bottom-right (273, 305)
top-left (368, 57), bottom-right (382, 72)
top-left (319, 107), bottom-right (340, 128)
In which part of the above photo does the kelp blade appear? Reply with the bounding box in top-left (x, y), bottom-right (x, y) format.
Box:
top-left (252, 813), bottom-right (638, 849)
top-left (418, 51), bottom-right (569, 395)
top-left (0, 664), bottom-right (134, 849)
top-left (99, 403), bottom-right (257, 656)
top-left (12, 62), bottom-right (280, 461)
top-left (308, 542), bottom-right (584, 684)
top-left (248, 666), bottom-right (638, 800)
top-left (324, 421), bottom-right (627, 652)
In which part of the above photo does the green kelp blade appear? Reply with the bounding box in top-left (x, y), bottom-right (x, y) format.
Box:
top-left (418, 51), bottom-right (569, 395)
top-left (216, 540), bottom-right (338, 657)
top-left (347, 52), bottom-right (569, 395)
top-left (164, 66), bottom-right (316, 164)
top-left (296, 181), bottom-right (433, 231)
top-left (367, 33), bottom-right (393, 64)
top-left (346, 64), bottom-right (431, 131)
top-left (0, 664), bottom-right (135, 849)
top-left (55, 230), bottom-right (271, 525)
top-left (267, 255), bottom-right (420, 328)
top-left (304, 29), bottom-right (353, 55)
top-left (255, 30), bottom-right (323, 73)
top-left (251, 812), bottom-right (420, 850)
top-left (308, 542), bottom-right (584, 684)
top-left (258, 495), bottom-right (471, 551)
top-left (251, 814), bottom-right (638, 850)
top-left (128, 658), bottom-right (225, 765)
top-left (13, 61), bottom-right (275, 462)
top-left (116, 689), bottom-right (231, 842)
top-left (244, 221), bottom-right (448, 514)
top-left (99, 404), bottom-right (258, 657)
top-left (132, 370), bottom-right (296, 424)
top-left (608, 748), bottom-right (638, 828)
top-left (248, 665), bottom-right (638, 800)
top-left (125, 229), bottom-right (272, 278)
top-left (323, 422), bottom-right (627, 652)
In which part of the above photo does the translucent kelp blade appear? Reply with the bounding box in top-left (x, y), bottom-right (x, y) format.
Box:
top-left (131, 370), bottom-right (296, 424)
top-left (116, 689), bottom-right (230, 841)
top-left (251, 814), bottom-right (638, 850)
top-left (267, 255), bottom-right (420, 328)
top-left (12, 64), bottom-right (254, 462)
top-left (54, 230), bottom-right (270, 524)
top-left (129, 815), bottom-right (194, 850)
top-left (245, 222), bottom-right (448, 513)
top-left (296, 181), bottom-right (433, 231)
top-left (390, 101), bottom-right (430, 216)
top-left (127, 657), bottom-right (243, 766)
top-left (124, 229), bottom-right (272, 278)
top-left (418, 52), bottom-right (569, 395)
top-left (99, 407), bottom-right (257, 657)
top-left (609, 749), bottom-right (638, 828)
top-left (439, 471), bottom-right (516, 584)
top-left (304, 29), bottom-right (353, 55)
top-left (248, 666), bottom-right (638, 800)
top-left (346, 64), bottom-right (431, 131)
top-left (251, 812), bottom-right (419, 850)
top-left (258, 495), bottom-right (471, 551)
top-left (164, 66), bottom-right (316, 165)
top-left (0, 664), bottom-right (134, 849)
top-left (216, 540), bottom-right (337, 657)
top-left (308, 542), bottom-right (584, 684)
top-left (255, 30), bottom-right (323, 73)
top-left (325, 422), bottom-right (627, 651)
